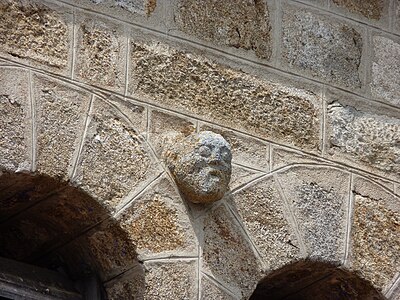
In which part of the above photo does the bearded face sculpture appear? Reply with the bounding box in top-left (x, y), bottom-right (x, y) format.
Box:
top-left (165, 131), bottom-right (232, 204)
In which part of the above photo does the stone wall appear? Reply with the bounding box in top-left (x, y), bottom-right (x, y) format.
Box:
top-left (0, 0), bottom-right (399, 299)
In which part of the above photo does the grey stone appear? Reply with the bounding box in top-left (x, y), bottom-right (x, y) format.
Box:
top-left (33, 74), bottom-right (91, 180)
top-left (129, 39), bottom-right (321, 151)
top-left (271, 146), bottom-right (328, 170)
top-left (175, 0), bottom-right (272, 59)
top-left (165, 131), bottom-right (232, 204)
top-left (0, 68), bottom-right (31, 171)
top-left (277, 166), bottom-right (349, 262)
top-left (371, 36), bottom-right (400, 106)
top-left (327, 102), bottom-right (400, 178)
top-left (281, 3), bottom-right (362, 88)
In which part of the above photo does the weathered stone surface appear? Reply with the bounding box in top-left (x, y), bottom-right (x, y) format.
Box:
top-left (351, 177), bottom-right (400, 291)
top-left (175, 0), bottom-right (272, 59)
top-left (85, 0), bottom-right (155, 16)
top-left (281, 3), bottom-right (362, 88)
top-left (0, 68), bottom-right (30, 171)
top-left (200, 124), bottom-right (269, 171)
top-left (75, 13), bottom-right (126, 92)
top-left (119, 176), bottom-right (197, 258)
top-left (396, 0), bottom-right (400, 33)
top-left (201, 276), bottom-right (237, 300)
top-left (202, 204), bottom-right (263, 298)
top-left (74, 97), bottom-right (161, 211)
top-left (229, 176), bottom-right (302, 270)
top-left (0, 0), bottom-right (71, 73)
top-left (229, 165), bottom-right (262, 191)
top-left (129, 39), bottom-right (321, 151)
top-left (271, 146), bottom-right (328, 170)
top-left (165, 131), bottom-right (232, 204)
top-left (33, 75), bottom-right (91, 180)
top-left (277, 166), bottom-right (349, 262)
top-left (143, 260), bottom-right (198, 299)
top-left (371, 36), bottom-right (400, 106)
top-left (327, 102), bottom-right (400, 178)
top-left (331, 0), bottom-right (385, 20)
top-left (149, 109), bottom-right (196, 157)
top-left (105, 265), bottom-right (145, 300)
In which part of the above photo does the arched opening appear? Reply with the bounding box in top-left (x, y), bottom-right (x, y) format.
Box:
top-left (250, 260), bottom-right (385, 300)
top-left (0, 172), bottom-right (141, 299)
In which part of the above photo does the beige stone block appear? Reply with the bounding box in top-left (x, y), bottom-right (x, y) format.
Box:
top-left (326, 101), bottom-right (400, 181)
top-left (229, 165), bottom-right (262, 191)
top-left (200, 123), bottom-right (269, 171)
top-left (33, 74), bottom-right (91, 180)
top-left (105, 265), bottom-right (145, 300)
top-left (0, 67), bottom-right (31, 171)
top-left (174, 0), bottom-right (272, 59)
top-left (73, 97), bottom-right (162, 212)
top-left (277, 166), bottom-right (350, 262)
top-left (271, 146), bottom-right (329, 170)
top-left (0, 0), bottom-right (72, 74)
top-left (350, 177), bottom-right (400, 291)
top-left (143, 260), bottom-right (198, 299)
top-left (229, 176), bottom-right (302, 270)
top-left (202, 204), bottom-right (263, 298)
top-left (149, 109), bottom-right (196, 157)
top-left (371, 35), bottom-right (400, 106)
top-left (201, 276), bottom-right (237, 300)
top-left (129, 39), bottom-right (322, 152)
top-left (118, 176), bottom-right (198, 259)
top-left (75, 12), bottom-right (126, 92)
top-left (281, 3), bottom-right (363, 88)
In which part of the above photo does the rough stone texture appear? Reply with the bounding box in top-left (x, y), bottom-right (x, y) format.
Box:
top-left (327, 102), bottom-right (400, 178)
top-left (200, 124), bottom-right (269, 171)
top-left (397, 0), bottom-right (400, 33)
top-left (350, 177), bottom-right (400, 291)
top-left (201, 276), bottom-right (237, 300)
top-left (331, 0), bottom-right (385, 20)
top-left (0, 68), bottom-right (30, 172)
top-left (119, 176), bottom-right (197, 259)
top-left (229, 165), bottom-right (262, 191)
top-left (85, 0), bottom-right (155, 16)
top-left (281, 4), bottom-right (362, 88)
top-left (371, 36), bottom-right (400, 106)
top-left (229, 177), bottom-right (302, 270)
top-left (129, 39), bottom-right (321, 151)
top-left (105, 266), bottom-right (145, 300)
top-left (143, 260), bottom-right (198, 299)
top-left (202, 204), bottom-right (263, 298)
top-left (165, 131), bottom-right (232, 204)
top-left (175, 0), bottom-right (272, 59)
top-left (33, 74), bottom-right (91, 180)
top-left (271, 146), bottom-right (328, 170)
top-left (149, 109), bottom-right (196, 157)
top-left (277, 166), bottom-right (349, 262)
top-left (0, 0), bottom-right (71, 73)
top-left (74, 97), bottom-right (161, 211)
top-left (75, 13), bottom-right (126, 92)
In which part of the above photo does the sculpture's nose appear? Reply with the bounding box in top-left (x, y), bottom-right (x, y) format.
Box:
top-left (209, 150), bottom-right (222, 165)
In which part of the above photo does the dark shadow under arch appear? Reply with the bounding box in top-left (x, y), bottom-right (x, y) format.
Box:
top-left (250, 260), bottom-right (385, 300)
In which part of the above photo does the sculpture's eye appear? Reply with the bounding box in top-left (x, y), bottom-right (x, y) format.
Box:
top-left (198, 145), bottom-right (211, 157)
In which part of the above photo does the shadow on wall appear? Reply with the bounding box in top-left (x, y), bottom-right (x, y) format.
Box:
top-left (250, 260), bottom-right (385, 300)
top-left (0, 171), bottom-right (144, 299)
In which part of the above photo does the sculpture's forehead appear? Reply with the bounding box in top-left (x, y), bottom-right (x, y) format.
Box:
top-left (196, 132), bottom-right (231, 149)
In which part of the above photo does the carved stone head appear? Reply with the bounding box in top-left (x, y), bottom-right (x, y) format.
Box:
top-left (165, 131), bottom-right (232, 204)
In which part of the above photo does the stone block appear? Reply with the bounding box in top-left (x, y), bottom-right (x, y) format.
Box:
top-left (271, 146), bottom-right (328, 170)
top-left (71, 0), bottom-right (156, 16)
top-left (118, 176), bottom-right (197, 259)
top-left (105, 265), bottom-right (145, 299)
top-left (75, 13), bottom-right (126, 92)
top-left (73, 97), bottom-right (162, 212)
top-left (143, 260), bottom-right (198, 299)
top-left (229, 176), bottom-right (302, 270)
top-left (200, 123), bottom-right (269, 171)
top-left (229, 165), bottom-right (262, 191)
top-left (129, 39), bottom-right (322, 152)
top-left (276, 166), bottom-right (350, 262)
top-left (371, 36), bottom-right (400, 106)
top-left (174, 0), bottom-right (272, 59)
top-left (33, 75), bottom-right (91, 180)
top-left (326, 101), bottom-right (400, 180)
top-left (281, 3), bottom-right (363, 88)
top-left (0, 68), bottom-right (31, 171)
top-left (201, 276), bottom-right (237, 300)
top-left (202, 204), bottom-right (263, 298)
top-left (149, 109), bottom-right (196, 157)
top-left (0, 0), bottom-right (72, 74)
top-left (330, 0), bottom-right (388, 23)
top-left (351, 177), bottom-right (400, 291)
